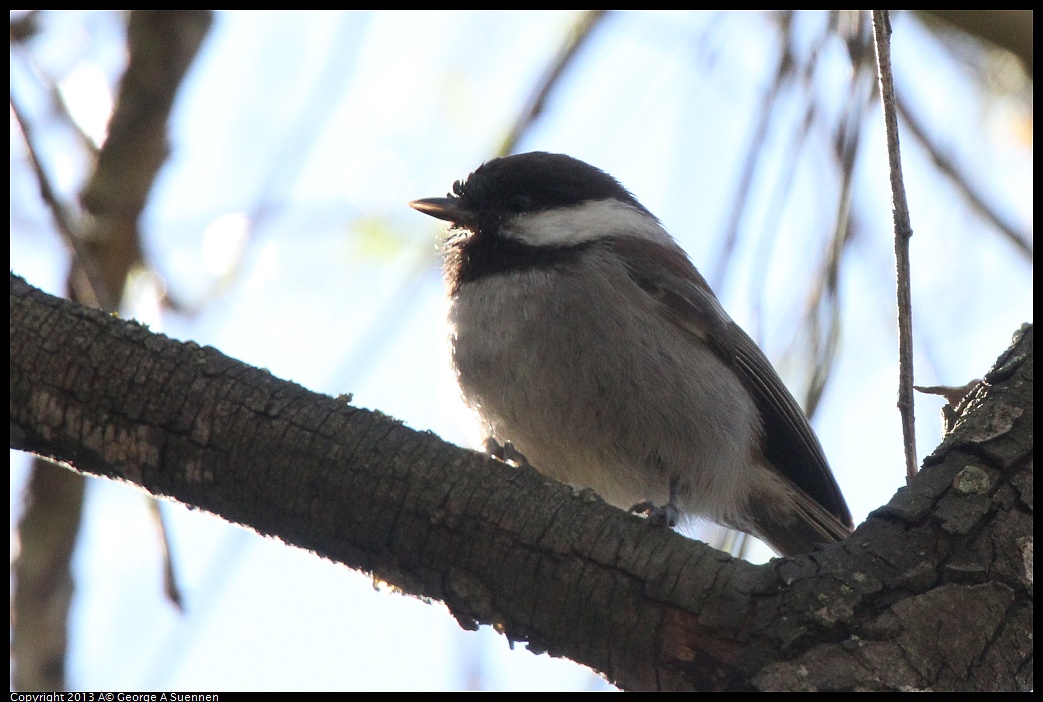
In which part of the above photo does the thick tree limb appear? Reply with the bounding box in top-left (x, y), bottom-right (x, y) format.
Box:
top-left (10, 274), bottom-right (1032, 691)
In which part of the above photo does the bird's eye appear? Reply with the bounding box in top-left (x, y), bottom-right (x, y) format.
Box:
top-left (452, 180), bottom-right (465, 196)
top-left (509, 193), bottom-right (532, 211)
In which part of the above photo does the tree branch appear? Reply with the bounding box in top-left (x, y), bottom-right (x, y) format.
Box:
top-left (10, 273), bottom-right (1032, 691)
top-left (872, 9), bottom-right (919, 483)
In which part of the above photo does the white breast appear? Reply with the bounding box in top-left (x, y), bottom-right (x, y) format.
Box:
top-left (446, 243), bottom-right (762, 526)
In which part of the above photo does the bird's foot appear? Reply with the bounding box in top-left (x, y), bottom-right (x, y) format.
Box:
top-left (629, 500), bottom-right (680, 528)
top-left (484, 438), bottom-right (530, 467)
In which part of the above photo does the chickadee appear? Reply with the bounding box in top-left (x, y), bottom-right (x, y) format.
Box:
top-left (410, 152), bottom-right (852, 556)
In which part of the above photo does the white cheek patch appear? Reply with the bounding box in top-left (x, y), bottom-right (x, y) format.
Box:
top-left (504, 199), bottom-right (674, 248)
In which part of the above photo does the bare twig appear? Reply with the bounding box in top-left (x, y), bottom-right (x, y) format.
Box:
top-left (498, 10), bottom-right (609, 156)
top-left (9, 93), bottom-right (109, 309)
top-left (802, 15), bottom-right (877, 418)
top-left (896, 95), bottom-right (1032, 259)
top-left (872, 10), bottom-right (918, 482)
top-left (149, 499), bottom-right (185, 611)
top-left (710, 10), bottom-right (796, 291)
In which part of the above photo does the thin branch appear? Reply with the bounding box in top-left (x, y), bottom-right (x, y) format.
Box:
top-left (710, 10), bottom-right (796, 291)
top-left (896, 94), bottom-right (1032, 259)
top-left (497, 10), bottom-right (609, 156)
top-left (803, 29), bottom-right (878, 417)
top-left (10, 17), bottom-right (102, 159)
top-left (9, 92), bottom-right (109, 309)
top-left (148, 499), bottom-right (185, 612)
top-left (872, 10), bottom-right (918, 482)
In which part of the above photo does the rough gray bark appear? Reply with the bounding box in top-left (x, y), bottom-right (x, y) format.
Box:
top-left (11, 274), bottom-right (1033, 691)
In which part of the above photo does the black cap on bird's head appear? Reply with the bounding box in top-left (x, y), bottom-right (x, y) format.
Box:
top-left (409, 152), bottom-right (653, 236)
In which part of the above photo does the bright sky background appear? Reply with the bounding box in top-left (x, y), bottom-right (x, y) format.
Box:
top-left (11, 10), bottom-right (1033, 691)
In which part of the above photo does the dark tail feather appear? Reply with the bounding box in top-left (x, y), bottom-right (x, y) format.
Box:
top-left (747, 488), bottom-right (853, 557)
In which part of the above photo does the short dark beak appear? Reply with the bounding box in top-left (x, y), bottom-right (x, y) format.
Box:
top-left (409, 197), bottom-right (475, 227)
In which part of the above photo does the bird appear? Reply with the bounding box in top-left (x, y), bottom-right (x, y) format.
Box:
top-left (409, 151), bottom-right (852, 556)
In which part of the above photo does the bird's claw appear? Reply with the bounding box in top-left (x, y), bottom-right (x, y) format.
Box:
top-left (629, 500), bottom-right (680, 528)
